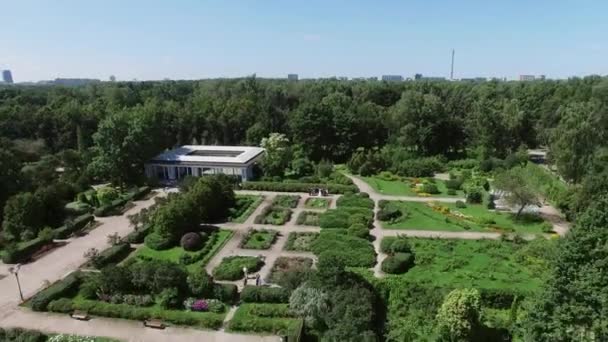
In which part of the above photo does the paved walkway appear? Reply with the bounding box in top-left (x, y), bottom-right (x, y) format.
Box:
top-left (1, 308), bottom-right (278, 342)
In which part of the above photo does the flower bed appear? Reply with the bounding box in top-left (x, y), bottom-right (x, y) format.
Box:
top-left (239, 228), bottom-right (279, 250)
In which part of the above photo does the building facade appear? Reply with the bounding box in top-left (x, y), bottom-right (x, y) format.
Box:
top-left (2, 70), bottom-right (13, 84)
top-left (145, 145), bottom-right (264, 183)
top-left (381, 75), bottom-right (403, 82)
top-left (287, 74), bottom-right (298, 81)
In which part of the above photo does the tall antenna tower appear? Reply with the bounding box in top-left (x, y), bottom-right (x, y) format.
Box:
top-left (450, 49), bottom-right (455, 80)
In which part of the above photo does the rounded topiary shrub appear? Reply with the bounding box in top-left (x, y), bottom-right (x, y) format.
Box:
top-left (180, 232), bottom-right (204, 251)
top-left (421, 183), bottom-right (440, 194)
top-left (455, 200), bottom-right (467, 209)
top-left (381, 252), bottom-right (415, 274)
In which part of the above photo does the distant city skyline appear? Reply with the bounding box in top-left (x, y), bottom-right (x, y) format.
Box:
top-left (3, 1), bottom-right (608, 82)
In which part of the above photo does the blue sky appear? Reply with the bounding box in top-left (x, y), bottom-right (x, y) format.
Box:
top-left (3, 0), bottom-right (607, 82)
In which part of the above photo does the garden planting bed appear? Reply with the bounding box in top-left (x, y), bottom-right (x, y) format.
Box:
top-left (239, 228), bottom-right (279, 250)
top-left (254, 205), bottom-right (292, 225)
top-left (362, 175), bottom-right (465, 197)
top-left (272, 195), bottom-right (300, 208)
top-left (304, 197), bottom-right (331, 209)
top-left (130, 229), bottom-right (233, 272)
top-left (284, 232), bottom-right (319, 252)
top-left (268, 257), bottom-right (313, 285)
top-left (212, 256), bottom-right (265, 281)
top-left (296, 211), bottom-right (321, 226)
top-left (229, 195), bottom-right (264, 223)
top-left (379, 200), bottom-right (552, 234)
top-left (227, 303), bottom-right (302, 336)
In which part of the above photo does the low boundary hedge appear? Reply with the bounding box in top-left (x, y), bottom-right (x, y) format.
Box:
top-left (2, 237), bottom-right (53, 264)
top-left (91, 243), bottom-right (133, 269)
top-left (241, 182), bottom-right (358, 194)
top-left (53, 214), bottom-right (94, 239)
top-left (47, 298), bottom-right (225, 329)
top-left (123, 224), bottom-right (153, 244)
top-left (30, 271), bottom-right (81, 311)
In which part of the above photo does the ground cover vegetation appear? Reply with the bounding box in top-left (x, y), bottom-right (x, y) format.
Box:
top-left (295, 211), bottom-right (321, 226)
top-left (3, 77), bottom-right (608, 341)
top-left (283, 232), bottom-right (319, 252)
top-left (0, 328), bottom-right (119, 342)
top-left (212, 256), bottom-right (265, 281)
top-left (254, 205), bottom-right (292, 225)
top-left (303, 197), bottom-right (330, 209)
top-left (228, 194), bottom-right (263, 223)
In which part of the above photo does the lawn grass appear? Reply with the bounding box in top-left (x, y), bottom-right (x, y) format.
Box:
top-left (295, 211), bottom-right (321, 226)
top-left (240, 229), bottom-right (278, 250)
top-left (131, 229), bottom-right (233, 272)
top-left (284, 232), bottom-right (319, 252)
top-left (230, 195), bottom-right (264, 223)
top-left (381, 201), bottom-right (550, 234)
top-left (378, 237), bottom-right (556, 293)
top-left (227, 303), bottom-right (301, 335)
top-left (304, 197), bottom-right (331, 209)
top-left (362, 176), bottom-right (465, 197)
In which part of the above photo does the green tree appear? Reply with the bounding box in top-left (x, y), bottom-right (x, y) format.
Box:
top-left (494, 167), bottom-right (540, 218)
top-left (435, 288), bottom-right (482, 342)
top-left (2, 192), bottom-right (44, 241)
top-left (523, 196), bottom-right (608, 341)
top-left (260, 133), bottom-right (292, 177)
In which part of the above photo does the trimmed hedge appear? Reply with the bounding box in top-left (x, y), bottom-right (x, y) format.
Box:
top-left (91, 243), bottom-right (132, 269)
top-left (30, 272), bottom-right (81, 311)
top-left (241, 286), bottom-right (290, 303)
top-left (53, 214), bottom-right (94, 239)
top-left (48, 298), bottom-right (225, 329)
top-left (123, 224), bottom-right (153, 244)
top-left (241, 181), bottom-right (358, 194)
top-left (311, 232), bottom-right (376, 267)
top-left (2, 237), bottom-right (52, 264)
top-left (133, 186), bottom-right (151, 200)
top-left (93, 198), bottom-right (128, 217)
top-left (0, 328), bottom-right (47, 342)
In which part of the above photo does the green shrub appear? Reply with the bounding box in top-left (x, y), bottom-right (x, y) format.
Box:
top-left (144, 232), bottom-right (173, 250)
top-left (0, 328), bottom-right (47, 342)
top-left (91, 243), bottom-right (132, 269)
top-left (47, 298), bottom-right (74, 313)
top-left (380, 237), bottom-right (411, 254)
top-left (447, 189), bottom-right (457, 196)
top-left (272, 195), bottom-right (300, 208)
top-left (312, 232), bottom-right (376, 267)
top-left (123, 225), bottom-right (152, 244)
top-left (455, 200), bottom-right (467, 209)
top-left (347, 224), bottom-right (369, 239)
top-left (30, 272), bottom-right (81, 311)
top-left (445, 178), bottom-right (464, 190)
top-left (319, 206), bottom-right (373, 229)
top-left (465, 187), bottom-right (484, 204)
top-left (336, 193), bottom-right (374, 209)
top-left (381, 253), bottom-right (415, 274)
top-left (377, 206), bottom-right (403, 221)
top-left (2, 237), bottom-right (52, 264)
top-left (421, 183), bottom-right (440, 194)
top-left (53, 214), bottom-right (94, 239)
top-left (158, 287), bottom-right (180, 309)
top-left (213, 256), bottom-right (264, 281)
top-left (241, 286), bottom-right (290, 303)
top-left (213, 283), bottom-right (238, 303)
top-left (241, 182), bottom-right (358, 194)
top-left (180, 232), bottom-right (205, 251)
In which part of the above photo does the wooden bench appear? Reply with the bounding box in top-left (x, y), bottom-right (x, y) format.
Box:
top-left (144, 319), bottom-right (166, 329)
top-left (70, 310), bottom-right (90, 321)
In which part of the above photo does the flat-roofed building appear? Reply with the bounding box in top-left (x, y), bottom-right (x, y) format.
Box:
top-left (145, 145), bottom-right (264, 182)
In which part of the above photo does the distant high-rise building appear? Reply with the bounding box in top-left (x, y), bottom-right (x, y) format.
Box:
top-left (414, 73), bottom-right (423, 80)
top-left (381, 75), bottom-right (403, 82)
top-left (109, 75), bottom-right (116, 82)
top-left (519, 75), bottom-right (536, 81)
top-left (2, 70), bottom-right (13, 84)
top-left (287, 74), bottom-right (298, 81)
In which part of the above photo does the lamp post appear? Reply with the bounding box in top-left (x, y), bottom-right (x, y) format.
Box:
top-left (8, 264), bottom-right (24, 302)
